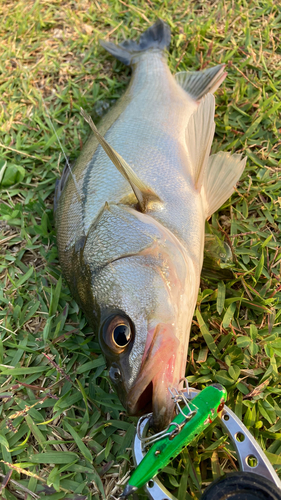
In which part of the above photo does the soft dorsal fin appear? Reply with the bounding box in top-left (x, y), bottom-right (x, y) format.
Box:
top-left (80, 109), bottom-right (161, 212)
top-left (185, 94), bottom-right (246, 218)
top-left (185, 93), bottom-right (216, 189)
top-left (175, 65), bottom-right (227, 101)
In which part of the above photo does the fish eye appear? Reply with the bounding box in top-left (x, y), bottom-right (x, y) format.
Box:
top-left (113, 323), bottom-right (131, 347)
top-left (103, 315), bottom-right (133, 353)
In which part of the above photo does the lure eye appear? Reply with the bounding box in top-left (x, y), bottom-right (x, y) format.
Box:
top-left (103, 315), bottom-right (133, 353)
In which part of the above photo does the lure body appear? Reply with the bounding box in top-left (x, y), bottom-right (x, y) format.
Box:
top-left (122, 384), bottom-right (227, 496)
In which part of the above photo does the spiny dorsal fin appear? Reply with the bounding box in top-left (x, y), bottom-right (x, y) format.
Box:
top-left (80, 109), bottom-right (161, 212)
top-left (185, 93), bottom-right (216, 189)
top-left (38, 90), bottom-right (83, 207)
top-left (175, 65), bottom-right (227, 101)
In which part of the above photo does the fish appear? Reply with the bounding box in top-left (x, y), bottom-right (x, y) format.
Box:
top-left (54, 19), bottom-right (246, 430)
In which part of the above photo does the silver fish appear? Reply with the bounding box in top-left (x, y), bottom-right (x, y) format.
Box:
top-left (55, 20), bottom-right (246, 430)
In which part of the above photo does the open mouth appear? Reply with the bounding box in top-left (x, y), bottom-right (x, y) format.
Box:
top-left (127, 375), bottom-right (154, 416)
top-left (132, 381), bottom-right (153, 414)
top-left (127, 323), bottom-right (180, 428)
top-left (127, 367), bottom-right (178, 430)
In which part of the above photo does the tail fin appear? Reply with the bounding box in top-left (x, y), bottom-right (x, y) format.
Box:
top-left (100, 19), bottom-right (171, 66)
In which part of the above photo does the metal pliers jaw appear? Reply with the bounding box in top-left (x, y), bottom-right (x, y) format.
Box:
top-left (133, 387), bottom-right (281, 500)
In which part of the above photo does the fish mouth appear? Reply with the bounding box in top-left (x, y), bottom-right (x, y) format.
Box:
top-left (127, 323), bottom-right (180, 430)
top-left (132, 381), bottom-right (153, 414)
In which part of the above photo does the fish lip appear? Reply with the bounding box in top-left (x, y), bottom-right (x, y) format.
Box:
top-left (126, 364), bottom-right (178, 431)
top-left (126, 323), bottom-right (179, 425)
top-left (126, 380), bottom-right (153, 415)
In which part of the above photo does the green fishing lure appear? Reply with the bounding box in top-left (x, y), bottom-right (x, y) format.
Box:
top-left (122, 384), bottom-right (227, 497)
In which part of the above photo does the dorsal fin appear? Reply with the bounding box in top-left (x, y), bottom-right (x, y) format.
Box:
top-left (38, 91), bottom-right (83, 208)
top-left (80, 109), bottom-right (161, 212)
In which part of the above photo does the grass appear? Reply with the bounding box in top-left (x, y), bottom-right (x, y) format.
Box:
top-left (0, 0), bottom-right (281, 498)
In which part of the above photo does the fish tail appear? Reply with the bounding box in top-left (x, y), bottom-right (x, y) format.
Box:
top-left (100, 19), bottom-right (171, 66)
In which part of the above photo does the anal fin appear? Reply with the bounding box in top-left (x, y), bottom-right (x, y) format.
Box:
top-left (185, 93), bottom-right (216, 188)
top-left (175, 64), bottom-right (226, 100)
top-left (203, 152), bottom-right (247, 218)
top-left (185, 94), bottom-right (246, 218)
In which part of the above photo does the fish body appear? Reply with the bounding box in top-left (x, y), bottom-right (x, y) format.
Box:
top-left (55, 20), bottom-right (246, 429)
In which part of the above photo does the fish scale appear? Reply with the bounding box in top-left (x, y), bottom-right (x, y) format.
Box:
top-left (81, 71), bottom-right (199, 245)
top-left (55, 19), bottom-right (246, 430)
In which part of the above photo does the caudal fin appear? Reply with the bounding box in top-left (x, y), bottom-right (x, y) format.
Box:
top-left (100, 19), bottom-right (171, 66)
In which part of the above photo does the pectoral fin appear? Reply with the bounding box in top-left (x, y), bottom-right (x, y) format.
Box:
top-left (80, 109), bottom-right (161, 212)
top-left (185, 94), bottom-right (246, 217)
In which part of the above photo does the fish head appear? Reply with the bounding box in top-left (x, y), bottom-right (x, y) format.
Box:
top-left (84, 203), bottom-right (197, 429)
